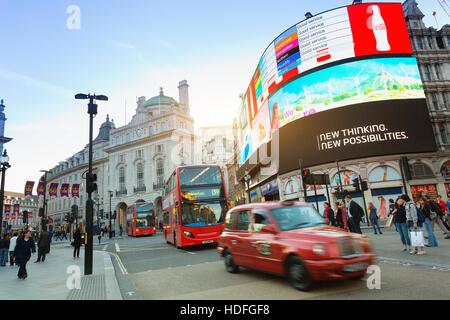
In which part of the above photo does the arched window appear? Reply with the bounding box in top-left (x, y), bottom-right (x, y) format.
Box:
top-left (156, 159), bottom-right (165, 188)
top-left (119, 167), bottom-right (126, 193)
top-left (411, 162), bottom-right (434, 179)
top-left (440, 160), bottom-right (450, 179)
top-left (137, 163), bottom-right (144, 189)
top-left (368, 166), bottom-right (401, 183)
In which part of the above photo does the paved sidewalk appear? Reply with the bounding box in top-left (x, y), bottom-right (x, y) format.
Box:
top-left (0, 246), bottom-right (122, 300)
top-left (361, 222), bottom-right (450, 269)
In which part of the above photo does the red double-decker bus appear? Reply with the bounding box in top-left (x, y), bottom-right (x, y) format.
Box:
top-left (126, 202), bottom-right (156, 237)
top-left (162, 165), bottom-right (229, 248)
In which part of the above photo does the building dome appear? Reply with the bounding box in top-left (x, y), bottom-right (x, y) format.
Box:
top-left (143, 87), bottom-right (179, 108)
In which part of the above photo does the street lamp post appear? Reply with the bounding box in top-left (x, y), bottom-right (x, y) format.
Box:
top-left (244, 171), bottom-right (251, 204)
top-left (75, 93), bottom-right (108, 275)
top-left (0, 149), bottom-right (11, 235)
top-left (39, 170), bottom-right (48, 231)
top-left (108, 190), bottom-right (113, 239)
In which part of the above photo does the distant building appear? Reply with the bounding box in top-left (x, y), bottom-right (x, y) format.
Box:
top-left (4, 191), bottom-right (39, 231)
top-left (43, 81), bottom-right (195, 231)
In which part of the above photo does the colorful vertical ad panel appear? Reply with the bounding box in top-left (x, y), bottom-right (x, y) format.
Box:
top-left (259, 42), bottom-right (279, 102)
top-left (250, 100), bottom-right (272, 152)
top-left (239, 130), bottom-right (253, 166)
top-left (274, 26), bottom-right (301, 82)
top-left (269, 57), bottom-right (425, 130)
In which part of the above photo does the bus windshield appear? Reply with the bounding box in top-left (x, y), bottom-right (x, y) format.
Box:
top-left (180, 201), bottom-right (227, 227)
top-left (135, 203), bottom-right (155, 228)
top-left (179, 166), bottom-right (223, 186)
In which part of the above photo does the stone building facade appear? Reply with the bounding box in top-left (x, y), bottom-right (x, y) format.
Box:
top-left (43, 81), bottom-right (195, 231)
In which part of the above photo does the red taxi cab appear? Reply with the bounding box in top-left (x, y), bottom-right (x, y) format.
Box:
top-left (217, 201), bottom-right (376, 291)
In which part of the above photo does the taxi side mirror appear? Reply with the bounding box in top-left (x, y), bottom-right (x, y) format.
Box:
top-left (261, 225), bottom-right (277, 234)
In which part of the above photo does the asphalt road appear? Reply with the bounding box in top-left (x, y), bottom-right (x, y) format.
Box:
top-left (104, 231), bottom-right (450, 300)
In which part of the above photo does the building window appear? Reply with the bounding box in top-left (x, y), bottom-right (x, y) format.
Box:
top-left (161, 122), bottom-right (167, 131)
top-left (435, 64), bottom-right (441, 80)
top-left (443, 93), bottom-right (448, 110)
top-left (423, 65), bottom-right (431, 80)
top-left (411, 162), bottom-right (434, 179)
top-left (119, 167), bottom-right (126, 193)
top-left (431, 93), bottom-right (439, 110)
top-left (137, 163), bottom-right (144, 189)
top-left (427, 37), bottom-right (433, 49)
top-left (116, 136), bottom-right (120, 145)
top-left (149, 126), bottom-right (154, 134)
top-left (136, 149), bottom-right (142, 158)
top-left (156, 144), bottom-right (163, 153)
top-left (156, 159), bottom-right (165, 187)
top-left (439, 123), bottom-right (448, 145)
top-left (119, 154), bottom-right (125, 163)
top-left (416, 37), bottom-right (424, 49)
top-left (126, 133), bottom-right (131, 142)
top-left (447, 36), bottom-right (450, 48)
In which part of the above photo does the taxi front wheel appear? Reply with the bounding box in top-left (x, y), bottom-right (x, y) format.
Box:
top-left (224, 249), bottom-right (239, 273)
top-left (287, 256), bottom-right (313, 291)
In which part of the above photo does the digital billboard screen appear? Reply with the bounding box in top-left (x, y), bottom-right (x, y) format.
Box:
top-left (236, 2), bottom-right (436, 175)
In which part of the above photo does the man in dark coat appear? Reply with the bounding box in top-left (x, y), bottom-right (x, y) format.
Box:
top-left (345, 195), bottom-right (363, 234)
top-left (14, 231), bottom-right (36, 279)
top-left (35, 226), bottom-right (51, 262)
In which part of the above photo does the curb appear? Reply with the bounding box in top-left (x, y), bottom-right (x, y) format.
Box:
top-left (103, 252), bottom-right (123, 300)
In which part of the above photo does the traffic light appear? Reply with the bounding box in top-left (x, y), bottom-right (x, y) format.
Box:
top-left (64, 212), bottom-right (70, 222)
top-left (361, 181), bottom-right (368, 191)
top-left (86, 172), bottom-right (97, 194)
top-left (23, 210), bottom-right (28, 224)
top-left (71, 205), bottom-right (78, 223)
top-left (99, 209), bottom-right (104, 219)
top-left (106, 213), bottom-right (109, 219)
top-left (352, 178), bottom-right (360, 192)
top-left (113, 211), bottom-right (117, 219)
top-left (39, 208), bottom-right (44, 217)
top-left (301, 169), bottom-right (311, 185)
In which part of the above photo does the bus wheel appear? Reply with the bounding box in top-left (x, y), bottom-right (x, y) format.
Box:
top-left (174, 233), bottom-right (181, 249)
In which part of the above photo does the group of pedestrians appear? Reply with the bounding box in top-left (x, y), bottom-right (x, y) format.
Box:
top-left (389, 193), bottom-right (450, 255)
top-left (323, 195), bottom-right (369, 234)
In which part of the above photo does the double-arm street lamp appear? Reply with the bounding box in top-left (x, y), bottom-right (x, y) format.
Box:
top-left (0, 150), bottom-right (11, 235)
top-left (75, 93), bottom-right (108, 275)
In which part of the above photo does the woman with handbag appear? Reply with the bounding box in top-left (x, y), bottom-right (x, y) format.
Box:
top-left (400, 194), bottom-right (425, 255)
top-left (420, 197), bottom-right (438, 247)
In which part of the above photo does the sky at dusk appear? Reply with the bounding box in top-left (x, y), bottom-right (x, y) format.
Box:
top-left (0, 0), bottom-right (447, 192)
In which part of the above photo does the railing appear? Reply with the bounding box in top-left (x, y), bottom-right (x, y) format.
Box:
top-left (133, 185), bottom-right (146, 193)
top-left (115, 189), bottom-right (127, 196)
top-left (153, 182), bottom-right (163, 190)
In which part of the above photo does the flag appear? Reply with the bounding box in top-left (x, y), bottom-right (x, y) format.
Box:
top-left (4, 204), bottom-right (11, 214)
top-left (13, 204), bottom-right (20, 215)
top-left (5, 213), bottom-right (9, 220)
top-left (28, 211), bottom-right (33, 219)
top-left (37, 182), bottom-right (45, 196)
top-left (18, 211), bottom-right (22, 220)
top-left (49, 183), bottom-right (58, 197)
top-left (11, 213), bottom-right (16, 220)
top-left (433, 11), bottom-right (436, 16)
top-left (72, 184), bottom-right (80, 198)
top-left (24, 181), bottom-right (35, 196)
top-left (60, 183), bottom-right (69, 197)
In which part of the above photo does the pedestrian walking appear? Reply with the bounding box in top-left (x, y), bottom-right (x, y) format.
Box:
top-left (8, 232), bottom-right (18, 266)
top-left (368, 202), bottom-right (382, 234)
top-left (119, 225), bottom-right (123, 236)
top-left (98, 230), bottom-right (102, 244)
top-left (34, 226), bottom-right (51, 263)
top-left (425, 195), bottom-right (450, 238)
top-left (0, 234), bottom-right (10, 266)
top-left (72, 228), bottom-right (82, 258)
top-left (436, 195), bottom-right (450, 229)
top-left (14, 231), bottom-right (36, 279)
top-left (419, 197), bottom-right (438, 247)
top-left (323, 202), bottom-right (336, 226)
top-left (345, 195), bottom-right (363, 234)
top-left (400, 194), bottom-right (425, 255)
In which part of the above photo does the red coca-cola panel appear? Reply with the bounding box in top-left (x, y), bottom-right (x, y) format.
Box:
top-left (348, 3), bottom-right (412, 57)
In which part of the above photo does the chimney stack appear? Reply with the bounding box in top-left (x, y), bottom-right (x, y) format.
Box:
top-left (178, 80), bottom-right (189, 107)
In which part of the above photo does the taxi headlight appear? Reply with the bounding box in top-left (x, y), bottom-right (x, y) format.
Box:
top-left (183, 231), bottom-right (194, 238)
top-left (312, 244), bottom-right (326, 255)
top-left (360, 236), bottom-right (371, 247)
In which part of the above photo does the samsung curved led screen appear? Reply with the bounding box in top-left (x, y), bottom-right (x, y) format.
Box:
top-left (237, 2), bottom-right (436, 176)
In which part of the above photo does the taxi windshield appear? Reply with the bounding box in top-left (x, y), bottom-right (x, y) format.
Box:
top-left (271, 205), bottom-right (326, 231)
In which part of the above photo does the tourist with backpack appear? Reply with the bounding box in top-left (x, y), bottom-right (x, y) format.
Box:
top-left (425, 195), bottom-right (450, 239)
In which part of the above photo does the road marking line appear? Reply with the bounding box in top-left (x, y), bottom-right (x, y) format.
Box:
top-left (115, 241), bottom-right (120, 252)
top-left (103, 245), bottom-right (107, 251)
top-left (109, 252), bottom-right (128, 274)
top-left (183, 250), bottom-right (196, 255)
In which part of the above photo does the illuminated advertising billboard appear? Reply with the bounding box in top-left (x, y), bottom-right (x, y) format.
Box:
top-left (237, 2), bottom-right (436, 176)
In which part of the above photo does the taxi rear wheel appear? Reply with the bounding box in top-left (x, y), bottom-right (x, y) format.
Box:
top-left (224, 249), bottom-right (239, 273)
top-left (287, 256), bottom-right (313, 291)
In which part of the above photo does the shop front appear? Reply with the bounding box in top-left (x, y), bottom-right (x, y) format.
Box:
top-left (261, 179), bottom-right (280, 201)
top-left (410, 185), bottom-right (437, 201)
